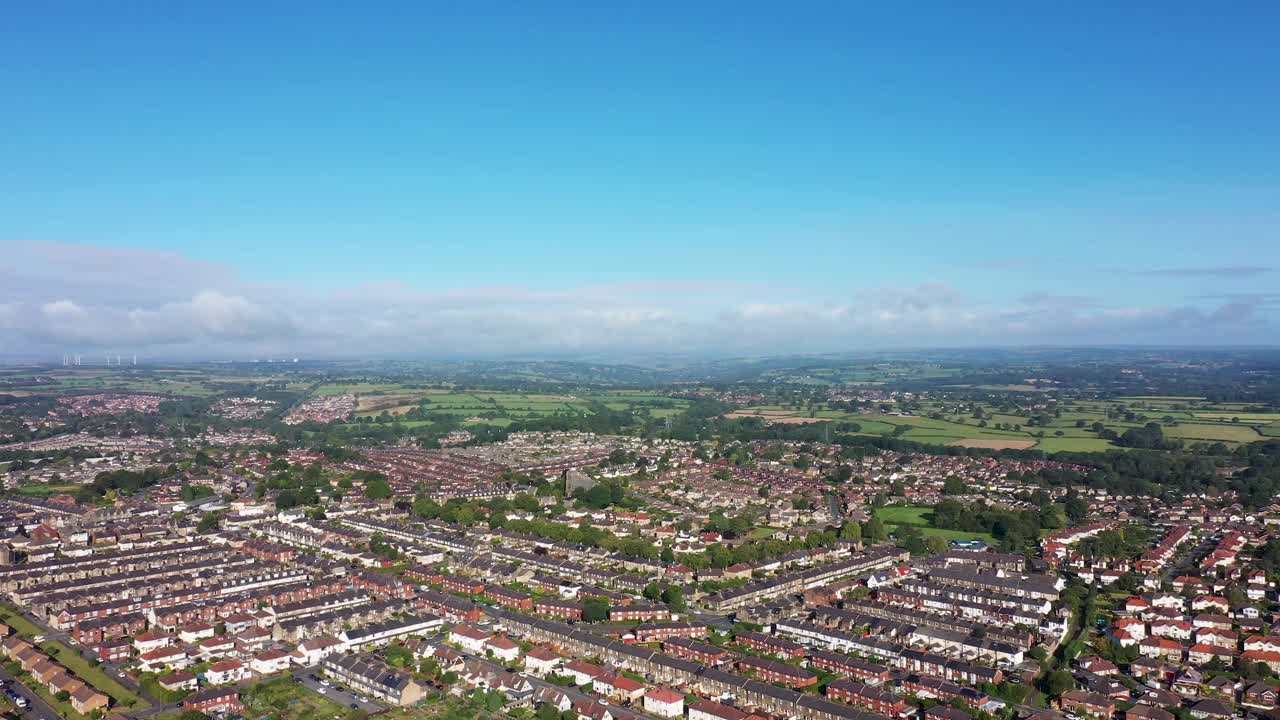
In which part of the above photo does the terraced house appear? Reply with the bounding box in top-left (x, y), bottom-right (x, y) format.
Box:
top-left (322, 653), bottom-right (428, 706)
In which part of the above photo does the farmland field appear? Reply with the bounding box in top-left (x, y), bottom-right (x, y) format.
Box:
top-left (724, 386), bottom-right (1280, 453)
top-left (338, 389), bottom-right (689, 428)
top-left (1033, 437), bottom-right (1117, 453)
top-left (1191, 412), bottom-right (1279, 422)
top-left (947, 438), bottom-right (1037, 450)
top-left (1162, 423), bottom-right (1264, 443)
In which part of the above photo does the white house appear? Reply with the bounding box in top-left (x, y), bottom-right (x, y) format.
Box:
top-left (449, 624), bottom-right (491, 655)
top-left (292, 636), bottom-right (344, 666)
top-left (205, 659), bottom-right (249, 685)
top-left (485, 637), bottom-right (521, 664)
top-left (644, 687), bottom-right (685, 718)
top-left (251, 649), bottom-right (293, 675)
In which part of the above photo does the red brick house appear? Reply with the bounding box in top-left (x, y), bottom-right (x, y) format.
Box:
top-left (609, 603), bottom-right (671, 623)
top-left (735, 656), bottom-right (817, 688)
top-left (1061, 690), bottom-right (1115, 719)
top-left (442, 575), bottom-right (486, 595)
top-left (826, 679), bottom-right (910, 718)
top-left (484, 586), bottom-right (534, 611)
top-left (182, 688), bottom-right (243, 714)
top-left (734, 631), bottom-right (805, 659)
top-left (96, 638), bottom-right (132, 663)
top-left (663, 637), bottom-right (730, 666)
top-left (809, 651), bottom-right (890, 684)
top-left (535, 599), bottom-right (584, 620)
top-left (633, 622), bottom-right (706, 643)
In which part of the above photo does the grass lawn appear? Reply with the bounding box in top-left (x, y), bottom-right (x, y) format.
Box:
top-left (0, 606), bottom-right (46, 638)
top-left (908, 526), bottom-right (997, 542)
top-left (875, 506), bottom-right (933, 525)
top-left (13, 484), bottom-right (80, 498)
top-left (874, 506), bottom-right (995, 544)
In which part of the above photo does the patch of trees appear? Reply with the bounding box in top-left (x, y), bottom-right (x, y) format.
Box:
top-left (930, 499), bottom-right (1045, 551)
top-left (1115, 422), bottom-right (1181, 451)
top-left (572, 479), bottom-right (639, 510)
top-left (180, 482), bottom-right (215, 501)
top-left (1015, 440), bottom-right (1280, 509)
top-left (90, 465), bottom-right (170, 497)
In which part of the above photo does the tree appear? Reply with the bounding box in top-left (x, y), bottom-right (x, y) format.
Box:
top-left (537, 703), bottom-right (561, 720)
top-left (385, 644), bottom-right (414, 667)
top-left (643, 583), bottom-right (663, 601)
top-left (196, 512), bottom-right (220, 534)
top-left (365, 478), bottom-right (393, 500)
top-left (894, 524), bottom-right (928, 555)
top-left (1045, 669), bottom-right (1074, 697)
top-left (840, 522), bottom-right (862, 542)
top-left (863, 516), bottom-right (888, 542)
top-left (583, 598), bottom-right (610, 623)
top-left (942, 477), bottom-right (968, 495)
top-left (1064, 493), bottom-right (1088, 523)
top-left (925, 536), bottom-right (949, 555)
top-left (661, 586), bottom-right (687, 612)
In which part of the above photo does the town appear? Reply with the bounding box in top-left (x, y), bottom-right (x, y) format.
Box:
top-left (0, 353), bottom-right (1277, 720)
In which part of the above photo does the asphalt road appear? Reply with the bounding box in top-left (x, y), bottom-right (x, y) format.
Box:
top-left (293, 668), bottom-right (384, 714)
top-left (1161, 534), bottom-right (1216, 584)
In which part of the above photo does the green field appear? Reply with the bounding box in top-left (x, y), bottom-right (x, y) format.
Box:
top-left (875, 506), bottom-right (995, 543)
top-left (13, 484), bottom-right (80, 498)
top-left (45, 641), bottom-right (147, 709)
top-left (339, 389), bottom-right (688, 428)
top-left (0, 606), bottom-right (45, 637)
top-left (731, 387), bottom-right (1280, 454)
top-left (1162, 423), bottom-right (1264, 443)
top-left (1191, 412), bottom-right (1279, 422)
top-left (766, 362), bottom-right (964, 385)
top-left (0, 367), bottom-right (308, 398)
top-left (1033, 437), bottom-right (1117, 453)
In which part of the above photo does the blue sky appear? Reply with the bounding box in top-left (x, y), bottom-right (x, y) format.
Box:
top-left (1, 3), bottom-right (1277, 357)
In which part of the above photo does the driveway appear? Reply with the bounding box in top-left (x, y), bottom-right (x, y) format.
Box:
top-left (293, 668), bottom-right (384, 714)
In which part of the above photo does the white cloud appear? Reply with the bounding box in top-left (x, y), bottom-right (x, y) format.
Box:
top-left (0, 240), bottom-right (1271, 358)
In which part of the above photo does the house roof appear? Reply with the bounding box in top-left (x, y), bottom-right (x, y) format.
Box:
top-left (646, 687), bottom-right (684, 704)
top-left (160, 671), bottom-right (196, 686)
